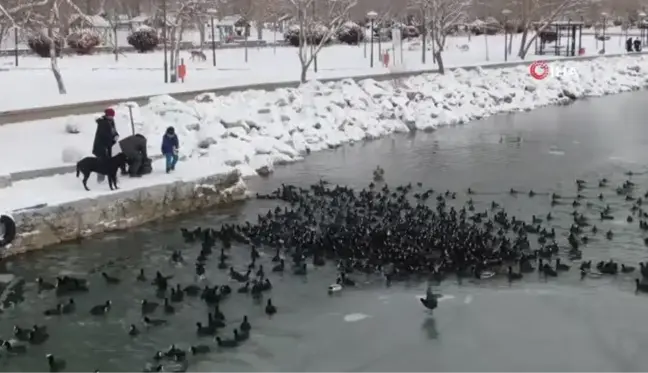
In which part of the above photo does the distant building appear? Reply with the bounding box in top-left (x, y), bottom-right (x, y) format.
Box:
top-left (68, 15), bottom-right (112, 44)
top-left (129, 15), bottom-right (151, 30)
top-left (205, 15), bottom-right (250, 41)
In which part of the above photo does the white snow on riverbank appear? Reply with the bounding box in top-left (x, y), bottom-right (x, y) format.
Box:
top-left (1, 55), bottom-right (647, 210)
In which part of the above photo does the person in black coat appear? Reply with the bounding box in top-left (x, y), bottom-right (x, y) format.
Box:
top-left (93, 108), bottom-right (119, 159)
top-left (118, 134), bottom-right (148, 177)
top-left (634, 38), bottom-right (642, 52)
top-left (626, 37), bottom-right (634, 52)
top-left (92, 108), bottom-right (119, 182)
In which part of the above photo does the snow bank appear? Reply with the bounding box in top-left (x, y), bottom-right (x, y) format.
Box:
top-left (61, 55), bottom-right (648, 177)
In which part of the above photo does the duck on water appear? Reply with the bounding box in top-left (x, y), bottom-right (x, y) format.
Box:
top-left (5, 169), bottom-right (648, 371)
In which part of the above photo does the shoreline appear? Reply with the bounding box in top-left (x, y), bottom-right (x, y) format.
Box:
top-left (3, 170), bottom-right (248, 257)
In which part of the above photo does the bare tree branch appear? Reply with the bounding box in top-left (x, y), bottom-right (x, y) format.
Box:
top-left (284, 0), bottom-right (357, 82)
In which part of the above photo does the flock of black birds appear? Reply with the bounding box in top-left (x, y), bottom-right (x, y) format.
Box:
top-left (4, 166), bottom-right (648, 371)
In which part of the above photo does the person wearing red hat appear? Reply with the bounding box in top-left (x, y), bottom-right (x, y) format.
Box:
top-left (92, 108), bottom-right (120, 183)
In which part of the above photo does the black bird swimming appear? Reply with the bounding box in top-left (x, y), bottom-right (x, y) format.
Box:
top-left (141, 299), bottom-right (159, 314)
top-left (90, 301), bottom-right (111, 316)
top-left (196, 322), bottom-right (216, 336)
top-left (265, 299), bottom-right (277, 316)
top-left (420, 285), bottom-right (438, 311)
top-left (128, 324), bottom-right (139, 336)
top-left (216, 336), bottom-right (238, 348)
top-left (102, 272), bottom-right (120, 284)
top-left (61, 298), bottom-right (75, 314)
top-left (37, 277), bottom-right (55, 291)
top-left (143, 317), bottom-right (167, 327)
top-left (191, 345), bottom-right (210, 355)
top-left (240, 316), bottom-right (251, 333)
top-left (234, 328), bottom-right (249, 342)
top-left (47, 354), bottom-right (66, 372)
top-left (163, 298), bottom-right (175, 314)
top-left (44, 304), bottom-right (63, 316)
top-left (2, 340), bottom-right (26, 354)
top-left (507, 266), bottom-right (523, 281)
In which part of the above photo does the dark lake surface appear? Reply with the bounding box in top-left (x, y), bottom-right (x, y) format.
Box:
top-left (3, 91), bottom-right (648, 372)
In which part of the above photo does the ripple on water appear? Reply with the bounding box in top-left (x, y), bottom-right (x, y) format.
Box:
top-left (343, 313), bottom-right (371, 322)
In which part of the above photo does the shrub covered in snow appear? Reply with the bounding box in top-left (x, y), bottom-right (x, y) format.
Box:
top-left (284, 25), bottom-right (301, 46)
top-left (67, 30), bottom-right (102, 55)
top-left (65, 122), bottom-right (80, 134)
top-left (402, 25), bottom-right (419, 38)
top-left (283, 24), bottom-right (333, 46)
top-left (27, 33), bottom-right (63, 58)
top-left (127, 27), bottom-right (159, 53)
top-left (62, 146), bottom-right (83, 164)
top-left (309, 24), bottom-right (332, 45)
top-left (613, 19), bottom-right (623, 26)
top-left (337, 22), bottom-right (364, 44)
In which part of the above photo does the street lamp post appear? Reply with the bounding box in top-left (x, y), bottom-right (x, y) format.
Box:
top-left (640, 11), bottom-right (646, 47)
top-left (502, 9), bottom-right (511, 61)
top-left (601, 12), bottom-right (607, 53)
top-left (367, 11), bottom-right (377, 67)
top-left (13, 27), bottom-right (19, 66)
top-left (162, 0), bottom-right (168, 83)
top-left (421, 7), bottom-right (426, 64)
top-left (312, 0), bottom-right (317, 73)
top-left (208, 10), bottom-right (217, 66)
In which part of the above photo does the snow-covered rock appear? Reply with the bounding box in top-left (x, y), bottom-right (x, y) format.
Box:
top-left (61, 146), bottom-right (83, 163)
top-left (64, 116), bottom-right (83, 134)
top-left (64, 56), bottom-right (648, 176)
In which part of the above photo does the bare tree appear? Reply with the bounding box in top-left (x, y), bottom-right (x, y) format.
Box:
top-left (284, 0), bottom-right (356, 82)
top-left (11, 0), bottom-right (90, 94)
top-left (157, 0), bottom-right (216, 81)
top-left (0, 0), bottom-right (48, 47)
top-left (423, 0), bottom-right (469, 73)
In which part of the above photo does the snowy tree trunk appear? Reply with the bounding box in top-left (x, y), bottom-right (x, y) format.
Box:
top-left (198, 21), bottom-right (205, 47)
top-left (49, 38), bottom-right (66, 94)
top-left (298, 40), bottom-right (309, 82)
top-left (300, 63), bottom-right (308, 82)
top-left (518, 28), bottom-right (529, 58)
top-left (508, 31), bottom-right (513, 54)
top-left (169, 27), bottom-right (176, 74)
top-left (244, 31), bottom-right (248, 62)
top-left (0, 26), bottom-right (7, 49)
top-left (113, 27), bottom-right (119, 61)
top-left (434, 50), bottom-right (444, 74)
top-left (171, 24), bottom-right (184, 82)
top-left (484, 33), bottom-right (489, 61)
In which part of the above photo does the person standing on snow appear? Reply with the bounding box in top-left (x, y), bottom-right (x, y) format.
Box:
top-left (161, 126), bottom-right (179, 173)
top-left (92, 108), bottom-right (120, 182)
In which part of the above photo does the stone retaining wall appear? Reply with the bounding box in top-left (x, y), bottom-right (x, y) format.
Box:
top-left (3, 170), bottom-right (248, 257)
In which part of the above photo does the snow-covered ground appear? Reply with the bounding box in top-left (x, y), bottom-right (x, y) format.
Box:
top-left (1, 54), bottom-right (647, 211)
top-left (0, 33), bottom-right (628, 112)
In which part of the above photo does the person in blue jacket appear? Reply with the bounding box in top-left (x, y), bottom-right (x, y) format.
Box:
top-left (161, 126), bottom-right (179, 173)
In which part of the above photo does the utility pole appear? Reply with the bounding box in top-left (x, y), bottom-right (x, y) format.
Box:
top-left (163, 0), bottom-right (168, 83)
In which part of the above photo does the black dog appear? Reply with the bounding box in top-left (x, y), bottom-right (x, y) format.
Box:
top-left (76, 153), bottom-right (127, 191)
